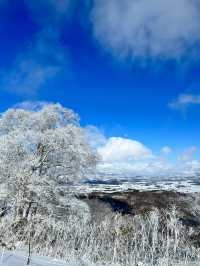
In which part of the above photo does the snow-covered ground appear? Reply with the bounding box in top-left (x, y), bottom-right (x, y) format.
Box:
top-left (0, 251), bottom-right (68, 266)
top-left (77, 174), bottom-right (200, 193)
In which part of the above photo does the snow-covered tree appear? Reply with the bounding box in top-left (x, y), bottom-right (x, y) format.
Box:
top-left (0, 103), bottom-right (98, 219)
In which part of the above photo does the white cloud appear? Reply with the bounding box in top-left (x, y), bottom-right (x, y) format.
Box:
top-left (85, 126), bottom-right (200, 177)
top-left (98, 137), bottom-right (153, 163)
top-left (161, 146), bottom-right (172, 155)
top-left (98, 158), bottom-right (200, 177)
top-left (98, 160), bottom-right (173, 177)
top-left (178, 146), bottom-right (198, 162)
top-left (169, 94), bottom-right (200, 111)
top-left (91, 0), bottom-right (200, 60)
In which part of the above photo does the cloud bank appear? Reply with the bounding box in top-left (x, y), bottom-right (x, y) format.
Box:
top-left (86, 126), bottom-right (200, 177)
top-left (91, 0), bottom-right (200, 60)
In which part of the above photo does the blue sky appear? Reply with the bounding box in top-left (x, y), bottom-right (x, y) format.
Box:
top-left (1, 0), bottom-right (200, 174)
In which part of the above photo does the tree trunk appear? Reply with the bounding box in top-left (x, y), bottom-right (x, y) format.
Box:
top-left (25, 202), bottom-right (32, 219)
top-left (26, 240), bottom-right (31, 265)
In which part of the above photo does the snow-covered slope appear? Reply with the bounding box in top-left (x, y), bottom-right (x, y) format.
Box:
top-left (0, 251), bottom-right (68, 266)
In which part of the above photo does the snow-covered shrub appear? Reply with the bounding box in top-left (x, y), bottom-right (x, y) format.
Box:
top-left (1, 206), bottom-right (200, 266)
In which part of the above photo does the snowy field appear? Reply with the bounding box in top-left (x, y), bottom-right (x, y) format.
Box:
top-left (79, 174), bottom-right (200, 193)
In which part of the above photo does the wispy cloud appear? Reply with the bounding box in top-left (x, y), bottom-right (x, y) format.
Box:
top-left (26, 0), bottom-right (71, 27)
top-left (0, 0), bottom-right (71, 96)
top-left (178, 146), bottom-right (198, 162)
top-left (14, 100), bottom-right (51, 111)
top-left (91, 0), bottom-right (200, 61)
top-left (0, 30), bottom-right (65, 96)
top-left (85, 126), bottom-right (107, 149)
top-left (161, 146), bottom-right (172, 155)
top-left (169, 94), bottom-right (200, 111)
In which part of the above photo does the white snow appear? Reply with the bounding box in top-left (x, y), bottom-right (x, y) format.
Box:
top-left (72, 172), bottom-right (200, 195)
top-left (0, 251), bottom-right (68, 266)
top-left (76, 179), bottom-right (200, 194)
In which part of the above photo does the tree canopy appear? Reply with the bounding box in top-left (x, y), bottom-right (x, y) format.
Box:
top-left (0, 103), bottom-right (98, 218)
